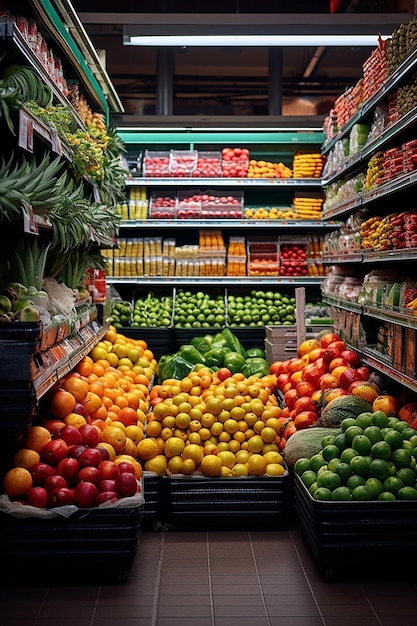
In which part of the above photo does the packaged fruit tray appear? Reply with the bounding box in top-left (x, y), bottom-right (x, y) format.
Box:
top-left (295, 474), bottom-right (417, 580)
top-left (164, 474), bottom-right (293, 529)
top-left (0, 502), bottom-right (144, 583)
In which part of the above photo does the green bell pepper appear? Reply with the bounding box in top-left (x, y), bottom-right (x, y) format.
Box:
top-left (177, 344), bottom-right (206, 365)
top-left (190, 334), bottom-right (213, 354)
top-left (223, 351), bottom-right (246, 374)
top-left (244, 347), bottom-right (266, 359)
top-left (242, 357), bottom-right (270, 378)
top-left (203, 346), bottom-right (230, 368)
top-left (220, 328), bottom-right (246, 356)
top-left (159, 354), bottom-right (195, 381)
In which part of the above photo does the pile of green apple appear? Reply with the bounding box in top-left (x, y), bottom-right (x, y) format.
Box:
top-left (227, 290), bottom-right (296, 327)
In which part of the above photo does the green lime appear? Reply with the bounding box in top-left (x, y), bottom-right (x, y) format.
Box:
top-left (363, 425), bottom-right (384, 444)
top-left (378, 491), bottom-right (396, 501)
top-left (294, 458), bottom-right (310, 476)
top-left (333, 433), bottom-right (347, 452)
top-left (384, 430), bottom-right (404, 450)
top-left (313, 487), bottom-right (333, 501)
top-left (371, 411), bottom-right (389, 428)
top-left (321, 434), bottom-right (336, 448)
top-left (398, 486), bottom-right (417, 500)
top-left (401, 427), bottom-right (416, 441)
top-left (335, 462), bottom-right (352, 483)
top-left (344, 425), bottom-right (364, 445)
top-left (365, 477), bottom-right (384, 498)
top-left (340, 447), bottom-right (358, 464)
top-left (371, 440), bottom-right (392, 460)
top-left (322, 445), bottom-right (341, 463)
top-left (352, 485), bottom-right (373, 501)
top-left (332, 486), bottom-right (352, 501)
top-left (301, 470), bottom-right (317, 488)
top-left (391, 448), bottom-right (412, 468)
top-left (350, 455), bottom-right (370, 477)
top-left (309, 453), bottom-right (327, 473)
top-left (341, 418), bottom-right (357, 432)
top-left (346, 474), bottom-right (366, 489)
top-left (356, 412), bottom-right (373, 430)
top-left (327, 457), bottom-right (342, 473)
top-left (352, 434), bottom-right (372, 456)
top-left (369, 458), bottom-right (391, 480)
top-left (309, 481), bottom-right (319, 495)
top-left (383, 475), bottom-right (404, 495)
top-left (316, 470), bottom-right (341, 491)
top-left (394, 420), bottom-right (410, 433)
top-left (396, 467), bottom-right (417, 487)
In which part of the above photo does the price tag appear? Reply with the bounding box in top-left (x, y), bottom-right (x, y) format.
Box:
top-left (18, 110), bottom-right (33, 152)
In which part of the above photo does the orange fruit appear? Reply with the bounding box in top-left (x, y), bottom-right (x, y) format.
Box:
top-left (48, 389), bottom-right (76, 419)
top-left (146, 420), bottom-right (163, 438)
top-left (136, 437), bottom-right (159, 461)
top-left (200, 454), bottom-right (222, 477)
top-left (76, 357), bottom-right (93, 377)
top-left (118, 407), bottom-right (139, 427)
top-left (23, 425), bottom-right (52, 453)
top-left (247, 454), bottom-right (267, 476)
top-left (101, 426), bottom-right (126, 452)
top-left (164, 436), bottom-right (185, 458)
top-left (3, 467), bottom-right (33, 498)
top-left (82, 392), bottom-right (102, 414)
top-left (12, 448), bottom-right (40, 469)
top-left (62, 377), bottom-right (89, 402)
top-left (144, 455), bottom-right (167, 475)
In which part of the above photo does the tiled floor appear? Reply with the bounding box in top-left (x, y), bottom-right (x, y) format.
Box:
top-left (2, 523), bottom-right (417, 626)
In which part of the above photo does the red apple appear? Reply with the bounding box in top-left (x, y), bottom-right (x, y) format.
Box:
top-left (48, 486), bottom-right (75, 508)
top-left (329, 357), bottom-right (351, 371)
top-left (293, 397), bottom-right (318, 415)
top-left (73, 402), bottom-right (89, 419)
top-left (67, 444), bottom-right (87, 460)
top-left (283, 388), bottom-right (299, 410)
top-left (117, 462), bottom-right (136, 475)
top-left (96, 491), bottom-right (120, 505)
top-left (98, 460), bottom-right (120, 480)
top-left (98, 479), bottom-right (116, 493)
top-left (301, 358), bottom-right (328, 389)
top-left (96, 445), bottom-right (110, 462)
top-left (114, 472), bottom-right (138, 497)
top-left (326, 340), bottom-right (347, 353)
top-left (319, 332), bottom-right (342, 348)
top-left (58, 424), bottom-right (83, 446)
top-left (43, 419), bottom-right (66, 436)
top-left (30, 462), bottom-right (56, 486)
top-left (305, 348), bottom-right (326, 362)
top-left (44, 474), bottom-right (67, 493)
top-left (26, 486), bottom-right (48, 508)
top-left (56, 457), bottom-right (80, 486)
top-left (340, 349), bottom-right (361, 368)
top-left (78, 447), bottom-right (103, 468)
top-left (41, 438), bottom-right (69, 466)
top-left (276, 373), bottom-right (291, 392)
top-left (78, 424), bottom-right (100, 448)
top-left (339, 368), bottom-right (364, 391)
top-left (321, 347), bottom-right (342, 363)
top-left (77, 466), bottom-right (101, 486)
top-left (293, 411), bottom-right (318, 430)
top-left (74, 481), bottom-right (98, 508)
top-left (356, 366), bottom-right (371, 381)
top-left (295, 381), bottom-right (316, 398)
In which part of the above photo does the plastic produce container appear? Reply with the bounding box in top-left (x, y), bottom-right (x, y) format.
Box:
top-left (295, 473), bottom-right (417, 580)
top-left (142, 151), bottom-right (170, 177)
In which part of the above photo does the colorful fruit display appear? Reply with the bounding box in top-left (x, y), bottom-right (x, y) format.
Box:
top-left (2, 327), bottom-right (156, 507)
top-left (247, 159), bottom-right (291, 179)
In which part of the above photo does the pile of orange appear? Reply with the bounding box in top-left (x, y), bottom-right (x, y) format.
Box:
top-left (135, 368), bottom-right (288, 478)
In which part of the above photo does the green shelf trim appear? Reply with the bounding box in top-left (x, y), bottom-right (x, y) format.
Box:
top-left (118, 131), bottom-right (325, 146)
top-left (39, 0), bottom-right (108, 115)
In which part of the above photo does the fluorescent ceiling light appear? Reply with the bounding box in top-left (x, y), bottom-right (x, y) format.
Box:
top-left (122, 13), bottom-right (411, 48)
top-left (125, 34), bottom-right (380, 47)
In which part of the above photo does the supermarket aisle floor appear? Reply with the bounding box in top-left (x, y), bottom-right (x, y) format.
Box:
top-left (2, 525), bottom-right (417, 626)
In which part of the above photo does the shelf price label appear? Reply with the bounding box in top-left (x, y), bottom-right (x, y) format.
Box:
top-left (18, 110), bottom-right (33, 153)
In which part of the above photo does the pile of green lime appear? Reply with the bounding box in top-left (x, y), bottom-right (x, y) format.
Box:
top-left (227, 290), bottom-right (296, 327)
top-left (174, 290), bottom-right (226, 328)
top-left (110, 300), bottom-right (133, 328)
top-left (295, 411), bottom-right (417, 501)
top-left (132, 293), bottom-right (173, 327)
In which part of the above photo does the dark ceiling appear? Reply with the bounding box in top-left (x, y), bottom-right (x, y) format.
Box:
top-left (71, 0), bottom-right (413, 118)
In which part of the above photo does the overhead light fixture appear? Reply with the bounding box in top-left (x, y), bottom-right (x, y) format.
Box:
top-left (122, 13), bottom-right (411, 47)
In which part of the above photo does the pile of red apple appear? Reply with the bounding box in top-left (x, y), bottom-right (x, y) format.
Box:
top-left (192, 155), bottom-right (222, 177)
top-left (176, 193), bottom-right (202, 219)
top-left (150, 195), bottom-right (176, 219)
top-left (12, 423), bottom-right (141, 510)
top-left (143, 154), bottom-right (170, 177)
top-left (270, 332), bottom-right (373, 432)
top-left (170, 152), bottom-right (197, 177)
top-left (221, 147), bottom-right (250, 178)
top-left (279, 244), bottom-right (308, 276)
top-left (201, 193), bottom-right (243, 218)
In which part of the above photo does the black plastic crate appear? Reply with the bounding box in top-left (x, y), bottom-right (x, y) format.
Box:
top-left (0, 503), bottom-right (144, 582)
top-left (120, 327), bottom-right (174, 361)
top-left (164, 474), bottom-right (293, 529)
top-left (0, 339), bottom-right (38, 382)
top-left (0, 322), bottom-right (40, 341)
top-left (142, 474), bottom-right (169, 528)
top-left (0, 386), bottom-right (36, 443)
top-left (295, 474), bottom-right (417, 580)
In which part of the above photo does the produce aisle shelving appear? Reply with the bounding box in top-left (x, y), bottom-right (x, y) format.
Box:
top-left (321, 23), bottom-right (417, 396)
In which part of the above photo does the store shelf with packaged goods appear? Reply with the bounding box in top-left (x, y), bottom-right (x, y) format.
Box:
top-left (107, 276), bottom-right (325, 287)
top-left (362, 305), bottom-right (417, 329)
top-left (33, 320), bottom-right (108, 399)
top-left (361, 346), bottom-right (417, 394)
top-left (322, 43), bottom-right (417, 155)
